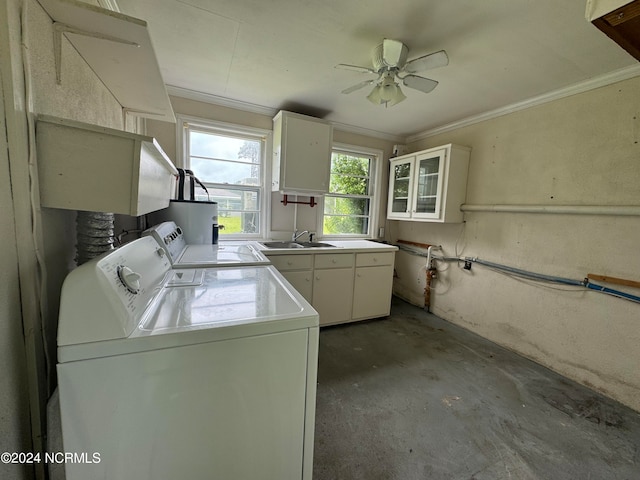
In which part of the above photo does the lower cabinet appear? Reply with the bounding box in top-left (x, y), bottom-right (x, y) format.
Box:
top-left (281, 270), bottom-right (313, 303)
top-left (312, 254), bottom-right (354, 326)
top-left (265, 249), bottom-right (395, 326)
top-left (267, 254), bottom-right (313, 303)
top-left (352, 252), bottom-right (395, 320)
top-left (353, 265), bottom-right (394, 319)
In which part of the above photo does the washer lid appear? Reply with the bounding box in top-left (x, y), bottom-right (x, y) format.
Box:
top-left (57, 265), bottom-right (318, 363)
top-left (176, 242), bottom-right (270, 267)
top-left (141, 266), bottom-right (307, 333)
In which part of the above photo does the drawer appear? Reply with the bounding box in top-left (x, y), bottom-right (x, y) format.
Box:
top-left (314, 253), bottom-right (354, 269)
top-left (268, 254), bottom-right (313, 271)
top-left (356, 251), bottom-right (395, 267)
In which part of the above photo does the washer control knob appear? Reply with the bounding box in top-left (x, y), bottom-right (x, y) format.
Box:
top-left (117, 266), bottom-right (142, 294)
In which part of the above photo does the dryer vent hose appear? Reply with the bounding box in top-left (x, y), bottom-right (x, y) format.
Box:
top-left (76, 211), bottom-right (115, 265)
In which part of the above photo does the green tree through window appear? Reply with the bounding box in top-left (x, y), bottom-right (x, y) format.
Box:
top-left (323, 151), bottom-right (373, 235)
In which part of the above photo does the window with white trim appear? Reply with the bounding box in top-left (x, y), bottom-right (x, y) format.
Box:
top-left (321, 146), bottom-right (380, 237)
top-left (181, 118), bottom-right (268, 237)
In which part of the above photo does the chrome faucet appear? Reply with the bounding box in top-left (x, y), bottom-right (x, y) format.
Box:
top-left (292, 229), bottom-right (310, 241)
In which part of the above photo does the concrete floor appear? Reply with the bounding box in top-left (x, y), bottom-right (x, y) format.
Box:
top-left (313, 297), bottom-right (640, 480)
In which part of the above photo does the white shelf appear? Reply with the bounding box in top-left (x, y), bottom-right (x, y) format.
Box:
top-left (37, 0), bottom-right (175, 123)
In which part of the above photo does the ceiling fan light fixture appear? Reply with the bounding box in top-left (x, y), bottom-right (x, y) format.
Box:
top-left (388, 85), bottom-right (406, 106)
top-left (367, 74), bottom-right (406, 107)
top-left (366, 85), bottom-right (384, 105)
top-left (338, 39), bottom-right (445, 107)
top-left (367, 83), bottom-right (406, 107)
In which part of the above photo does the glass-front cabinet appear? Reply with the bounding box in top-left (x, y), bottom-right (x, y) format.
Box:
top-left (388, 158), bottom-right (414, 219)
top-left (413, 150), bottom-right (445, 219)
top-left (387, 144), bottom-right (470, 223)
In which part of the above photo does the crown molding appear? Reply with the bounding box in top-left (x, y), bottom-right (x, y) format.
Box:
top-left (166, 85), bottom-right (405, 142)
top-left (166, 85), bottom-right (278, 117)
top-left (168, 63), bottom-right (640, 146)
top-left (330, 121), bottom-right (406, 143)
top-left (406, 63), bottom-right (640, 143)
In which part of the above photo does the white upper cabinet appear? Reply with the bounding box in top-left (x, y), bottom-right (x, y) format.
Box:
top-left (387, 144), bottom-right (470, 223)
top-left (272, 111), bottom-right (333, 195)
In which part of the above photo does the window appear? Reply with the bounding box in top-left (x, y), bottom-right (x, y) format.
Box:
top-left (180, 117), bottom-right (269, 238)
top-left (321, 145), bottom-right (381, 238)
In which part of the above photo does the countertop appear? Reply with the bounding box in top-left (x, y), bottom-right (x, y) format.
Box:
top-left (254, 239), bottom-right (398, 255)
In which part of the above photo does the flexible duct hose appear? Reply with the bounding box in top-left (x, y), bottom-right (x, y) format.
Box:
top-left (76, 211), bottom-right (115, 265)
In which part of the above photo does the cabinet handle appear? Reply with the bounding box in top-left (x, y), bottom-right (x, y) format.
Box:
top-left (315, 276), bottom-right (320, 281)
top-left (332, 259), bottom-right (337, 264)
top-left (287, 261), bottom-right (293, 265)
top-left (373, 257), bottom-right (378, 262)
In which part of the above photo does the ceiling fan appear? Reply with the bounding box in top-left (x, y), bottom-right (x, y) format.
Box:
top-left (336, 39), bottom-right (448, 107)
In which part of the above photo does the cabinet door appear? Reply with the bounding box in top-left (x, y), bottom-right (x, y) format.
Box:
top-left (352, 265), bottom-right (394, 320)
top-left (387, 157), bottom-right (414, 219)
top-left (281, 270), bottom-right (313, 303)
top-left (312, 268), bottom-right (354, 326)
top-left (279, 114), bottom-right (332, 194)
top-left (412, 149), bottom-right (446, 220)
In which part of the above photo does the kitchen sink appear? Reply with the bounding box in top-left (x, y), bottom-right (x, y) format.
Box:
top-left (295, 242), bottom-right (336, 248)
top-left (261, 241), bottom-right (305, 249)
top-left (261, 241), bottom-right (336, 249)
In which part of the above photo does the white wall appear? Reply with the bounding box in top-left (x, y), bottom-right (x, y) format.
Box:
top-left (1, 1), bottom-right (140, 477)
top-left (147, 96), bottom-right (396, 239)
top-left (0, 14), bottom-right (32, 476)
top-left (391, 75), bottom-right (640, 411)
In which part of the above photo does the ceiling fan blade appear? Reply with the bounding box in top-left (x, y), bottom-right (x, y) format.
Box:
top-left (382, 38), bottom-right (408, 68)
top-left (403, 50), bottom-right (449, 73)
top-left (402, 75), bottom-right (439, 94)
top-left (335, 64), bottom-right (376, 74)
top-left (341, 79), bottom-right (375, 94)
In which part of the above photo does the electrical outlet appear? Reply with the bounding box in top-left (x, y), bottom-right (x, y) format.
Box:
top-left (378, 227), bottom-right (385, 238)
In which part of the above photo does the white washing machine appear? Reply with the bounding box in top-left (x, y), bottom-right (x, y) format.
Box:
top-left (56, 236), bottom-right (318, 480)
top-left (144, 221), bottom-right (270, 268)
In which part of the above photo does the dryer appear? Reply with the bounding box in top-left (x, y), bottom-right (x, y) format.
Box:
top-left (144, 221), bottom-right (270, 268)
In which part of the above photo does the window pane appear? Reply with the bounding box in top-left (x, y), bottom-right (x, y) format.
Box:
top-left (323, 215), bottom-right (368, 235)
top-left (324, 196), bottom-right (369, 216)
top-left (329, 174), bottom-right (369, 195)
top-left (218, 211), bottom-right (260, 235)
top-left (324, 148), bottom-right (376, 237)
top-left (191, 158), bottom-right (260, 185)
top-left (205, 188), bottom-right (258, 211)
top-left (197, 187), bottom-right (260, 234)
top-left (329, 153), bottom-right (371, 195)
top-left (186, 123), bottom-right (263, 237)
top-left (190, 131), bottom-right (260, 162)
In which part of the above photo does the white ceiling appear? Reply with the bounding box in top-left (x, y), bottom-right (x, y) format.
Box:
top-left (115, 0), bottom-right (638, 139)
